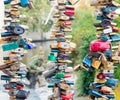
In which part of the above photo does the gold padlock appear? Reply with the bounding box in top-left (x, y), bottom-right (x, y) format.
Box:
top-left (58, 0), bottom-right (66, 5)
top-left (11, 11), bottom-right (20, 16)
top-left (98, 98), bottom-right (107, 100)
top-left (92, 58), bottom-right (101, 69)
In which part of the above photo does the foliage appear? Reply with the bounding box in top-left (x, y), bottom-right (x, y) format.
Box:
top-left (70, 8), bottom-right (96, 96)
top-left (20, 0), bottom-right (52, 32)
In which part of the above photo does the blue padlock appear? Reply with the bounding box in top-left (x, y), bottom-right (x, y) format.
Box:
top-left (1, 32), bottom-right (13, 37)
top-left (105, 78), bottom-right (119, 87)
top-left (20, 38), bottom-right (28, 49)
top-left (88, 90), bottom-right (104, 98)
top-left (51, 49), bottom-right (60, 53)
top-left (1, 75), bottom-right (11, 81)
top-left (110, 34), bottom-right (120, 42)
top-left (96, 15), bottom-right (108, 21)
top-left (4, 0), bottom-right (12, 4)
top-left (102, 6), bottom-right (117, 13)
top-left (19, 0), bottom-right (30, 7)
top-left (16, 71), bottom-right (26, 78)
top-left (103, 50), bottom-right (112, 56)
top-left (27, 43), bottom-right (36, 49)
top-left (100, 35), bottom-right (110, 41)
top-left (82, 56), bottom-right (92, 68)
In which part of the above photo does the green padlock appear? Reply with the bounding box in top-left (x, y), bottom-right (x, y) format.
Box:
top-left (2, 41), bottom-right (19, 51)
top-left (56, 72), bottom-right (65, 79)
top-left (48, 53), bottom-right (57, 61)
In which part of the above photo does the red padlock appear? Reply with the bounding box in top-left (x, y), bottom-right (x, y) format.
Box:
top-left (64, 9), bottom-right (75, 16)
top-left (97, 73), bottom-right (106, 80)
top-left (112, 26), bottom-right (120, 32)
top-left (64, 21), bottom-right (72, 26)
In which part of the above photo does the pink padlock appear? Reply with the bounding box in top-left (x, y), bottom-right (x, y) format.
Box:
top-left (64, 9), bottom-right (75, 15)
top-left (64, 21), bottom-right (72, 26)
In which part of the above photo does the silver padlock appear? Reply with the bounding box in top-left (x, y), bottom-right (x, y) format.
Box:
top-left (103, 27), bottom-right (112, 34)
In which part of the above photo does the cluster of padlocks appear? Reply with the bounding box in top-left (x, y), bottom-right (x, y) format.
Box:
top-left (43, 0), bottom-right (76, 99)
top-left (0, 0), bottom-right (35, 100)
top-left (74, 0), bottom-right (120, 100)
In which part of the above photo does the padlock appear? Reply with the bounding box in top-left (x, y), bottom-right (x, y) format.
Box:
top-left (57, 42), bottom-right (70, 49)
top-left (58, 54), bottom-right (70, 59)
top-left (4, 0), bottom-right (13, 4)
top-left (96, 27), bottom-right (104, 31)
top-left (102, 6), bottom-right (117, 13)
top-left (19, 0), bottom-right (30, 7)
top-left (98, 98), bottom-right (107, 100)
top-left (112, 26), bottom-right (120, 32)
top-left (56, 37), bottom-right (66, 42)
top-left (64, 9), bottom-right (75, 16)
top-left (1, 75), bottom-right (11, 81)
top-left (66, 5), bottom-right (74, 10)
top-left (53, 12), bottom-right (60, 18)
top-left (2, 41), bottom-right (20, 51)
top-left (28, 0), bottom-right (34, 9)
top-left (88, 52), bottom-right (102, 58)
top-left (48, 53), bottom-right (57, 61)
top-left (89, 83), bottom-right (105, 90)
top-left (50, 45), bottom-right (58, 49)
top-left (100, 35), bottom-right (109, 41)
top-left (97, 73), bottom-right (106, 80)
top-left (90, 40), bottom-right (111, 52)
top-left (82, 56), bottom-right (92, 69)
top-left (103, 50), bottom-right (112, 57)
top-left (16, 70), bottom-right (26, 78)
top-left (59, 14), bottom-right (75, 21)
top-left (16, 90), bottom-right (30, 99)
top-left (0, 61), bottom-right (17, 70)
top-left (92, 58), bottom-right (101, 69)
top-left (10, 10), bottom-right (20, 16)
top-left (1, 32), bottom-right (15, 37)
top-left (58, 59), bottom-right (72, 63)
top-left (5, 23), bottom-right (25, 34)
top-left (91, 0), bottom-right (112, 6)
top-left (58, 0), bottom-right (66, 5)
top-left (96, 15), bottom-right (107, 21)
top-left (88, 90), bottom-right (108, 99)
top-left (56, 5), bottom-right (65, 11)
top-left (60, 26), bottom-right (72, 32)
top-left (51, 49), bottom-right (60, 53)
top-left (8, 90), bottom-right (18, 96)
top-left (106, 12), bottom-right (119, 19)
top-left (103, 27), bottom-right (112, 34)
top-left (59, 82), bottom-right (71, 91)
top-left (64, 21), bottom-right (72, 26)
top-left (101, 19), bottom-right (111, 27)
top-left (105, 78), bottom-right (119, 87)
top-left (109, 33), bottom-right (120, 42)
top-left (56, 72), bottom-right (65, 79)
top-left (27, 43), bottom-right (36, 49)
top-left (103, 70), bottom-right (114, 78)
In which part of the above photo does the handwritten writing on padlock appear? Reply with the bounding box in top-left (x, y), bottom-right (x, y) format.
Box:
top-left (58, 42), bottom-right (70, 49)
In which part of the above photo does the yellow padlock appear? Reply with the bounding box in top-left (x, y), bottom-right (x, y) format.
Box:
top-left (92, 59), bottom-right (101, 69)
